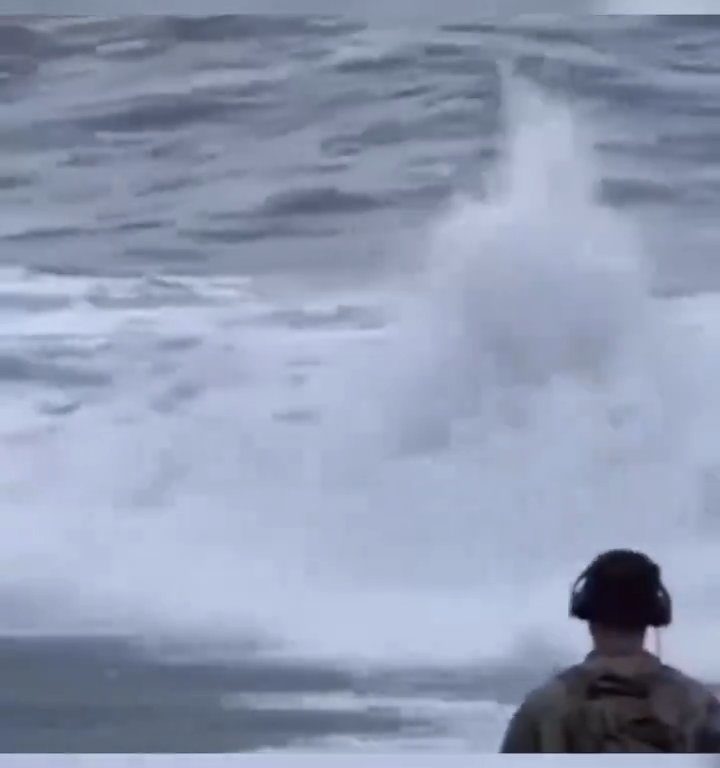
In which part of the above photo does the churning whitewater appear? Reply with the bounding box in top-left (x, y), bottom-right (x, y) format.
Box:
top-left (0, 81), bottom-right (718, 679)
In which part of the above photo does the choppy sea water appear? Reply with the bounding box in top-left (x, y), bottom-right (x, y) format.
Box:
top-left (2, 13), bottom-right (720, 753)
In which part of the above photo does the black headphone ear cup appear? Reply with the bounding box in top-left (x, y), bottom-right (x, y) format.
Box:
top-left (653, 584), bottom-right (672, 627)
top-left (572, 596), bottom-right (589, 621)
top-left (569, 574), bottom-right (589, 620)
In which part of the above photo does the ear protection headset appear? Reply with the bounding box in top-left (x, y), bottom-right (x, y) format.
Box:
top-left (569, 550), bottom-right (672, 629)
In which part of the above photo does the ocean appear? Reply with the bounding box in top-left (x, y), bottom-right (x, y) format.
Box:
top-left (1, 12), bottom-right (720, 754)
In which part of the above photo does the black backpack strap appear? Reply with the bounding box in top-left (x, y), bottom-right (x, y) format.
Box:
top-left (586, 674), bottom-right (652, 701)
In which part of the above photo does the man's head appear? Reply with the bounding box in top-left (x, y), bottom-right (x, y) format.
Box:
top-left (570, 549), bottom-right (672, 649)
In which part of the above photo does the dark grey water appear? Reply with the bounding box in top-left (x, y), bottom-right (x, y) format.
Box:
top-left (2, 16), bottom-right (719, 290)
top-left (2, 14), bottom-right (720, 753)
top-left (0, 635), bottom-right (563, 752)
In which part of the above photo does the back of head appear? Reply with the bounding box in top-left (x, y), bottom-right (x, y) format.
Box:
top-left (570, 549), bottom-right (672, 631)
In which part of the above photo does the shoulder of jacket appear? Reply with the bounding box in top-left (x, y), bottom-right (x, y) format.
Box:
top-left (656, 664), bottom-right (717, 707)
top-left (521, 667), bottom-right (580, 714)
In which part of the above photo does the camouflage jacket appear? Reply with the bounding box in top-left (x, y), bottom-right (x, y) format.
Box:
top-left (500, 651), bottom-right (720, 753)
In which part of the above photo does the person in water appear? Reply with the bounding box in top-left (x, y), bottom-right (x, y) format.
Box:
top-left (499, 549), bottom-right (720, 753)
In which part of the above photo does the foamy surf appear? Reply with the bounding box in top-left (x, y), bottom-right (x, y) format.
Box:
top-left (0, 80), bottom-right (719, 684)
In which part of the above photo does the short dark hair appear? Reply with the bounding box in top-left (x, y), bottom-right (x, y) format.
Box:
top-left (569, 549), bottom-right (672, 630)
